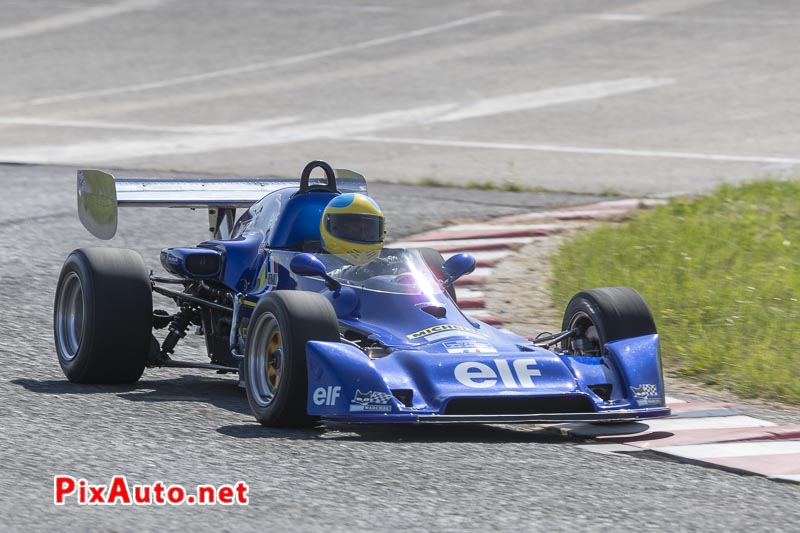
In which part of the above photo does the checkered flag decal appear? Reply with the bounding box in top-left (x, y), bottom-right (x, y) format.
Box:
top-left (369, 392), bottom-right (393, 404)
top-left (641, 384), bottom-right (658, 397)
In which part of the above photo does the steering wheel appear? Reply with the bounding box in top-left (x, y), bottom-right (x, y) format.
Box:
top-left (392, 273), bottom-right (417, 285)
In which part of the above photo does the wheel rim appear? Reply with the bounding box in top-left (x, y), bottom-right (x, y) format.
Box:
top-left (55, 272), bottom-right (85, 361)
top-left (568, 311), bottom-right (602, 356)
top-left (247, 312), bottom-right (284, 407)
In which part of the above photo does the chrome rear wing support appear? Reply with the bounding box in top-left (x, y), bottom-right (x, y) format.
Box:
top-left (208, 207), bottom-right (237, 240)
top-left (77, 167), bottom-right (367, 240)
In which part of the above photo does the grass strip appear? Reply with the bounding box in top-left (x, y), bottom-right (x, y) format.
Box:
top-left (550, 180), bottom-right (800, 404)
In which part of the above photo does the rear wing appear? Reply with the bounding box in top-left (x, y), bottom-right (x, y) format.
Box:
top-left (77, 166), bottom-right (367, 240)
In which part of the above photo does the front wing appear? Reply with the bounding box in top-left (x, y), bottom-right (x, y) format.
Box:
top-left (305, 336), bottom-right (671, 424)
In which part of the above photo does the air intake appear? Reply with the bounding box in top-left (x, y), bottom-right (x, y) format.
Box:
top-left (444, 395), bottom-right (595, 415)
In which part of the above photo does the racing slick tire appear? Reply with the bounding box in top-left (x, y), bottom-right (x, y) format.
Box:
top-left (418, 247), bottom-right (458, 302)
top-left (54, 248), bottom-right (152, 383)
top-left (561, 287), bottom-right (656, 356)
top-left (244, 291), bottom-right (340, 427)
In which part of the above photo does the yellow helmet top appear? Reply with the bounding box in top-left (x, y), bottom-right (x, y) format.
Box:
top-left (320, 193), bottom-right (385, 265)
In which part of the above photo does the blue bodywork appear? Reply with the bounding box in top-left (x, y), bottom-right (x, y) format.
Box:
top-left (164, 185), bottom-right (670, 424)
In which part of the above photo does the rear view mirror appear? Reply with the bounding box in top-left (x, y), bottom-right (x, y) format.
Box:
top-left (290, 253), bottom-right (328, 277)
top-left (442, 253), bottom-right (476, 287)
top-left (290, 254), bottom-right (341, 291)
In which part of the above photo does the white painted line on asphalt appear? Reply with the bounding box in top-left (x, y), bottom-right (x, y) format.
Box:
top-left (390, 236), bottom-right (539, 249)
top-left (493, 199), bottom-right (667, 224)
top-left (0, 77), bottom-right (675, 164)
top-left (419, 223), bottom-right (559, 233)
top-left (432, 78), bottom-right (674, 123)
top-left (23, 11), bottom-right (504, 106)
top-left (588, 14), bottom-right (651, 22)
top-left (291, 4), bottom-right (398, 14)
top-left (554, 415), bottom-right (777, 438)
top-left (636, 415), bottom-right (776, 432)
top-left (340, 135), bottom-right (800, 166)
top-left (0, 104), bottom-right (456, 164)
top-left (654, 440), bottom-right (800, 459)
top-left (665, 396), bottom-right (688, 404)
top-left (772, 474), bottom-right (800, 483)
top-left (538, 207), bottom-right (630, 217)
top-left (560, 415), bottom-right (777, 438)
top-left (0, 116), bottom-right (300, 134)
top-left (0, 0), bottom-right (164, 42)
top-left (615, 0), bottom-right (726, 17)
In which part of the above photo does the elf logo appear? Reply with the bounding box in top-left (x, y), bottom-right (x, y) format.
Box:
top-left (313, 386), bottom-right (342, 406)
top-left (454, 359), bottom-right (541, 388)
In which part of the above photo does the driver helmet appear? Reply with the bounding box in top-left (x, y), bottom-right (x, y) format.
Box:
top-left (320, 193), bottom-right (385, 265)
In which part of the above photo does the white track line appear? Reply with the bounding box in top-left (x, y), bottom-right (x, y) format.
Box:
top-left (555, 415), bottom-right (776, 438)
top-left (0, 77), bottom-right (676, 164)
top-left (665, 396), bottom-right (688, 404)
top-left (654, 441), bottom-right (800, 459)
top-left (0, 104), bottom-right (454, 164)
top-left (773, 474), bottom-right (800, 483)
top-left (339, 135), bottom-right (800, 166)
top-left (588, 14), bottom-right (651, 22)
top-left (432, 78), bottom-right (674, 123)
top-left (24, 11), bottom-right (504, 106)
top-left (390, 236), bottom-right (540, 249)
top-left (633, 415), bottom-right (776, 432)
top-left (288, 4), bottom-right (397, 14)
top-left (418, 223), bottom-right (560, 233)
top-left (0, 116), bottom-right (299, 134)
top-left (495, 208), bottom-right (639, 224)
top-left (0, 0), bottom-right (164, 42)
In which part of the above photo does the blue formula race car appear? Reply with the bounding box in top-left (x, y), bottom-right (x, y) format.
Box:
top-left (54, 161), bottom-right (670, 426)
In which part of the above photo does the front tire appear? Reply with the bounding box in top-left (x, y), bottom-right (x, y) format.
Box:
top-left (561, 287), bottom-right (656, 356)
top-left (244, 291), bottom-right (339, 427)
top-left (54, 248), bottom-right (152, 383)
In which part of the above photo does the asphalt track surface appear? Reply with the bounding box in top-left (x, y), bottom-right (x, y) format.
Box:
top-left (2, 164), bottom-right (799, 531)
top-left (1, 0), bottom-right (799, 530)
top-left (0, 0), bottom-right (798, 195)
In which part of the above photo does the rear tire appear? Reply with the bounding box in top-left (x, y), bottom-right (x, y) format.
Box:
top-left (561, 287), bottom-right (656, 356)
top-left (244, 291), bottom-right (340, 427)
top-left (54, 248), bottom-right (152, 383)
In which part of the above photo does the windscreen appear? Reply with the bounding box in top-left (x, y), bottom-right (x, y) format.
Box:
top-left (316, 248), bottom-right (444, 295)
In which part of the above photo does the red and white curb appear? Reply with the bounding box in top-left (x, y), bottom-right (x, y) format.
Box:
top-left (393, 198), bottom-right (799, 484)
top-left (550, 398), bottom-right (800, 484)
top-left (392, 198), bottom-right (665, 326)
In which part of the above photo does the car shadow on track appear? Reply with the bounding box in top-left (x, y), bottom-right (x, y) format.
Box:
top-left (12, 374), bottom-right (251, 416)
top-left (216, 421), bottom-right (571, 444)
top-left (13, 377), bottom-right (574, 444)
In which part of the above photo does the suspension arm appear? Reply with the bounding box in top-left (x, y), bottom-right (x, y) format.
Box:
top-left (152, 285), bottom-right (233, 313)
top-left (533, 328), bottom-right (579, 347)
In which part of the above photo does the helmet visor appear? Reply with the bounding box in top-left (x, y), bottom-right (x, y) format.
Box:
top-left (325, 213), bottom-right (384, 244)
